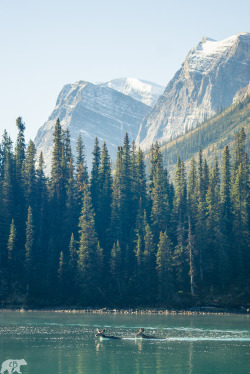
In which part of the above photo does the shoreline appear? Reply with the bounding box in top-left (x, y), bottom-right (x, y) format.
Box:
top-left (0, 306), bottom-right (249, 315)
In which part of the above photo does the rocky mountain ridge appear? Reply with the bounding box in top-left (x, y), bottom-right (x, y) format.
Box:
top-left (136, 32), bottom-right (250, 150)
top-left (35, 78), bottom-right (164, 173)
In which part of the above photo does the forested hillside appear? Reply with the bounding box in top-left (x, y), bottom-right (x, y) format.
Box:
top-left (159, 95), bottom-right (250, 176)
top-left (0, 118), bottom-right (249, 308)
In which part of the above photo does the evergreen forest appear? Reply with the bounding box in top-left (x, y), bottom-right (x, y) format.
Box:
top-left (0, 118), bottom-right (249, 308)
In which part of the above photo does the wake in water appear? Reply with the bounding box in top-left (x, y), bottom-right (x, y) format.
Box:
top-left (95, 327), bottom-right (250, 342)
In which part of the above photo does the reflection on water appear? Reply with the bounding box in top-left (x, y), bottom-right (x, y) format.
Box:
top-left (0, 312), bottom-right (249, 374)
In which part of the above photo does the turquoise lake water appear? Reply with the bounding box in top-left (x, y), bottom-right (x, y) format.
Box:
top-left (0, 311), bottom-right (249, 374)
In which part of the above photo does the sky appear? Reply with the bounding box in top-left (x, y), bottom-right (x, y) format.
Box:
top-left (0, 0), bottom-right (249, 142)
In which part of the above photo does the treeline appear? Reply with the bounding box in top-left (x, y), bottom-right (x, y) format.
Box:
top-left (0, 118), bottom-right (249, 307)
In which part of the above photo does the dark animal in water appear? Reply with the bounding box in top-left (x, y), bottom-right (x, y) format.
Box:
top-left (95, 328), bottom-right (121, 340)
top-left (135, 328), bottom-right (165, 339)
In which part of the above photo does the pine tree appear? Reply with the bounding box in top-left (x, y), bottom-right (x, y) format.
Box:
top-left (24, 140), bottom-right (36, 208)
top-left (135, 147), bottom-right (147, 210)
top-left (7, 219), bottom-right (17, 262)
top-left (122, 133), bottom-right (134, 240)
top-left (7, 219), bottom-right (17, 287)
top-left (231, 131), bottom-right (250, 284)
top-left (156, 231), bottom-right (173, 302)
top-left (58, 251), bottom-right (67, 300)
top-left (14, 117), bottom-right (26, 242)
top-left (15, 117), bottom-right (26, 184)
top-left (142, 215), bottom-right (157, 303)
top-left (110, 240), bottom-right (122, 301)
top-left (25, 206), bottom-right (34, 295)
top-left (51, 118), bottom-right (64, 199)
top-left (221, 145), bottom-right (232, 235)
top-left (195, 148), bottom-right (207, 285)
top-left (77, 183), bottom-right (99, 302)
top-left (63, 129), bottom-right (72, 174)
top-left (1, 135), bottom-right (15, 265)
top-left (50, 118), bottom-right (67, 277)
top-left (76, 134), bottom-right (88, 213)
top-left (97, 142), bottom-right (112, 249)
top-left (232, 128), bottom-right (246, 178)
top-left (187, 157), bottom-right (198, 220)
top-left (186, 217), bottom-right (196, 296)
top-left (109, 146), bottom-right (124, 246)
top-left (35, 152), bottom-right (49, 280)
top-left (64, 156), bottom-right (76, 239)
top-left (174, 157), bottom-right (187, 225)
top-left (150, 155), bottom-right (170, 240)
top-left (90, 137), bottom-right (101, 216)
top-left (205, 158), bottom-right (229, 289)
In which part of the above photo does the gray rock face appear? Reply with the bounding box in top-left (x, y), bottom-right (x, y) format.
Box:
top-left (233, 81), bottom-right (250, 103)
top-left (35, 80), bottom-right (156, 174)
top-left (137, 32), bottom-right (250, 150)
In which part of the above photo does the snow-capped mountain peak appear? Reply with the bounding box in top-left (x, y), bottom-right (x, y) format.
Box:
top-left (97, 78), bottom-right (165, 107)
top-left (137, 32), bottom-right (250, 151)
top-left (183, 32), bottom-right (250, 76)
top-left (34, 77), bottom-right (164, 174)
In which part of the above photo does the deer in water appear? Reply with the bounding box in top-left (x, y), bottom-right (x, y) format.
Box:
top-left (135, 328), bottom-right (165, 339)
top-left (95, 328), bottom-right (121, 340)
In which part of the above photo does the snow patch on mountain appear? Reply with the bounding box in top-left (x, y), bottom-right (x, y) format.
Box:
top-left (98, 78), bottom-right (165, 107)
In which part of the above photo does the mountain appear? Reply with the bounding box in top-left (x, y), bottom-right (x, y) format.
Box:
top-left (156, 91), bottom-right (250, 177)
top-left (98, 78), bottom-right (165, 107)
top-left (137, 32), bottom-right (250, 150)
top-left (233, 81), bottom-right (250, 103)
top-left (35, 79), bottom-right (162, 173)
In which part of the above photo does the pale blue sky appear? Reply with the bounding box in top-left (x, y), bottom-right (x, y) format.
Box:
top-left (0, 0), bottom-right (249, 142)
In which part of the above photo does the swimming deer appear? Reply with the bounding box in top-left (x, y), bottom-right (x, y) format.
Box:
top-left (135, 328), bottom-right (165, 339)
top-left (95, 328), bottom-right (121, 340)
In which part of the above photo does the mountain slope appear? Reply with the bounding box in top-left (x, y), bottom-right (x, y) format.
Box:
top-left (157, 94), bottom-right (250, 176)
top-left (137, 32), bottom-right (250, 150)
top-left (34, 80), bottom-right (153, 173)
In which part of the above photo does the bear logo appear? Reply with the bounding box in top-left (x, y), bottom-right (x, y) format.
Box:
top-left (0, 359), bottom-right (27, 374)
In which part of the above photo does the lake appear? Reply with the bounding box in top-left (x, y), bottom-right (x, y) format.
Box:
top-left (0, 311), bottom-right (249, 374)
